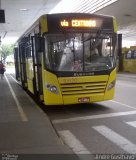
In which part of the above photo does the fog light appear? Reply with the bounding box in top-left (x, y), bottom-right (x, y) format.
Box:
top-left (50, 86), bottom-right (57, 93)
top-left (46, 83), bottom-right (58, 94)
top-left (107, 80), bottom-right (116, 90)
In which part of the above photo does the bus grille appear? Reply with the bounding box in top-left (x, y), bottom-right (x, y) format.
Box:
top-left (60, 81), bottom-right (107, 96)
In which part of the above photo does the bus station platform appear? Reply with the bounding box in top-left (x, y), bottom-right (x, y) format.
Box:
top-left (117, 72), bottom-right (136, 79)
top-left (0, 73), bottom-right (78, 159)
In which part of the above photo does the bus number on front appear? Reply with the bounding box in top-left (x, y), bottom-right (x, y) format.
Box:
top-left (63, 78), bottom-right (77, 83)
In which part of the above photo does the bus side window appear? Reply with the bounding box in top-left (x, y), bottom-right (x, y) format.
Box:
top-left (125, 50), bottom-right (132, 59)
top-left (133, 50), bottom-right (136, 59)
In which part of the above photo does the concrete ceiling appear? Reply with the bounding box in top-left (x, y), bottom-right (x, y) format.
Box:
top-left (0, 0), bottom-right (61, 43)
top-left (95, 0), bottom-right (136, 41)
top-left (0, 0), bottom-right (136, 44)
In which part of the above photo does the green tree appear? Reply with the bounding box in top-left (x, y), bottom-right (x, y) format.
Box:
top-left (0, 44), bottom-right (14, 63)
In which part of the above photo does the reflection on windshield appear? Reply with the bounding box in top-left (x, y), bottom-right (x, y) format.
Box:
top-left (45, 33), bottom-right (116, 72)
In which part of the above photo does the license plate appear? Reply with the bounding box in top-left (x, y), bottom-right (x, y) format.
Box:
top-left (78, 97), bottom-right (90, 103)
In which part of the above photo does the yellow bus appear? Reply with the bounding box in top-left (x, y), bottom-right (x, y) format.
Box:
top-left (14, 13), bottom-right (118, 105)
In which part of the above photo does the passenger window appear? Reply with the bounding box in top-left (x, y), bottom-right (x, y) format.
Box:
top-left (133, 50), bottom-right (136, 59)
top-left (125, 50), bottom-right (132, 59)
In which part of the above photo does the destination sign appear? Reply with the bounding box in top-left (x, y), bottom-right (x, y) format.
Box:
top-left (60, 19), bottom-right (96, 28)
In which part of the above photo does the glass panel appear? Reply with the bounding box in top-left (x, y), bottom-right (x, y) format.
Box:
top-left (45, 32), bottom-right (116, 72)
top-left (84, 34), bottom-right (114, 71)
top-left (125, 50), bottom-right (132, 59)
top-left (45, 33), bottom-right (83, 72)
top-left (133, 50), bottom-right (136, 59)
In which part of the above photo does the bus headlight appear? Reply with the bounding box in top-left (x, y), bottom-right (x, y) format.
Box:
top-left (107, 80), bottom-right (116, 90)
top-left (46, 83), bottom-right (59, 94)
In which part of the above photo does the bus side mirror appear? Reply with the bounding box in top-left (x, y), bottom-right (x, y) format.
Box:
top-left (36, 37), bottom-right (44, 52)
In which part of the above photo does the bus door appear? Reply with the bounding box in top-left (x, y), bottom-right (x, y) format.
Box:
top-left (19, 43), bottom-right (27, 88)
top-left (31, 35), bottom-right (44, 100)
top-left (14, 47), bottom-right (20, 81)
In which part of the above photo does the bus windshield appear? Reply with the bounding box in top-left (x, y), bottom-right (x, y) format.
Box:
top-left (45, 32), bottom-right (117, 72)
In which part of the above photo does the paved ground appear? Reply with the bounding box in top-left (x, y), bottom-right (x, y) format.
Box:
top-left (0, 73), bottom-right (79, 160)
top-left (44, 72), bottom-right (136, 159)
top-left (3, 67), bottom-right (136, 160)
